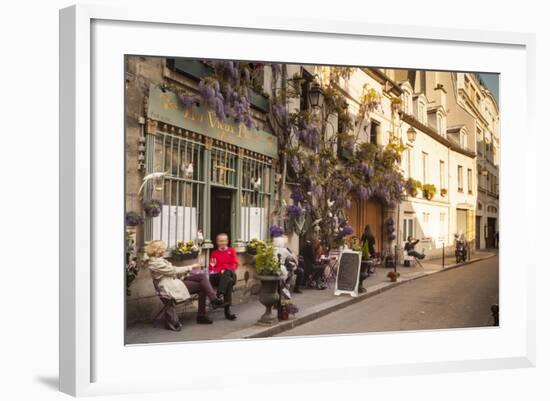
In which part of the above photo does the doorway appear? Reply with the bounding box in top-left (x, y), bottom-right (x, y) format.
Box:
top-left (210, 187), bottom-right (233, 244)
top-left (475, 216), bottom-right (481, 249)
top-left (486, 217), bottom-right (496, 249)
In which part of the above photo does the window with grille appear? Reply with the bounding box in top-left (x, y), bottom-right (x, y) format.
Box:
top-left (240, 157), bottom-right (272, 242)
top-left (147, 131), bottom-right (205, 250)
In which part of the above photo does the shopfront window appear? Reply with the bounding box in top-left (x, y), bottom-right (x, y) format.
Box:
top-left (144, 126), bottom-right (275, 249)
top-left (149, 131), bottom-right (205, 249)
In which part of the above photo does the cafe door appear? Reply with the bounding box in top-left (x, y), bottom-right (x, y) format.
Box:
top-left (346, 198), bottom-right (383, 252)
top-left (210, 187), bottom-right (234, 244)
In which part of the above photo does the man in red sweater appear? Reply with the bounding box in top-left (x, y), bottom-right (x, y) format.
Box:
top-left (209, 233), bottom-right (238, 320)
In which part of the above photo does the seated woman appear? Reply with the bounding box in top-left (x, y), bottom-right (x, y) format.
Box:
top-left (209, 233), bottom-right (238, 321)
top-left (147, 240), bottom-right (224, 331)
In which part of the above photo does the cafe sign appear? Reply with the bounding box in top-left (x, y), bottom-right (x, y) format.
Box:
top-left (147, 84), bottom-right (278, 159)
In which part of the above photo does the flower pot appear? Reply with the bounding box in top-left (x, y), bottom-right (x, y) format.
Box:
top-left (256, 275), bottom-right (281, 325)
top-left (172, 251), bottom-right (199, 261)
top-left (245, 246), bottom-right (257, 256)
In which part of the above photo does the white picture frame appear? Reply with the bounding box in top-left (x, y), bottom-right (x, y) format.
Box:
top-left (59, 4), bottom-right (536, 397)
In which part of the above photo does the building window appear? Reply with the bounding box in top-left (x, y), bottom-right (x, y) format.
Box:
top-left (457, 165), bottom-right (464, 192)
top-left (403, 148), bottom-right (413, 179)
top-left (149, 132), bottom-right (205, 249)
top-left (467, 168), bottom-right (473, 194)
top-left (145, 129), bottom-right (274, 249)
top-left (403, 91), bottom-right (410, 114)
top-left (418, 102), bottom-right (426, 124)
top-left (299, 68), bottom-right (314, 111)
top-left (240, 157), bottom-right (272, 242)
top-left (403, 216), bottom-right (415, 242)
top-left (439, 160), bottom-right (446, 190)
top-left (436, 114), bottom-right (442, 135)
top-left (439, 212), bottom-right (447, 241)
top-left (369, 120), bottom-right (380, 145)
top-left (422, 152), bottom-right (429, 183)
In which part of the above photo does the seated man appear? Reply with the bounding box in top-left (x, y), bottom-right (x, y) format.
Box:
top-left (404, 236), bottom-right (426, 259)
top-left (209, 233), bottom-right (238, 320)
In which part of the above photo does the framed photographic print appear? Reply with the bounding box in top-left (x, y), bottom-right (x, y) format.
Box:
top-left (59, 4), bottom-right (536, 397)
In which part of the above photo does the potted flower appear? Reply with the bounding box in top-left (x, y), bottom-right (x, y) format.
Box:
top-left (387, 271), bottom-right (400, 282)
top-left (422, 184), bottom-right (436, 200)
top-left (172, 240), bottom-right (200, 261)
top-left (269, 224), bottom-right (284, 238)
top-left (391, 96), bottom-right (403, 113)
top-left (255, 244), bottom-right (281, 325)
top-left (405, 178), bottom-right (422, 198)
top-left (440, 188), bottom-right (448, 197)
top-left (246, 238), bottom-right (266, 255)
top-left (142, 198), bottom-right (162, 217)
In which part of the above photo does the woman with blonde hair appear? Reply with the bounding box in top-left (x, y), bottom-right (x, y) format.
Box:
top-left (146, 240), bottom-right (224, 331)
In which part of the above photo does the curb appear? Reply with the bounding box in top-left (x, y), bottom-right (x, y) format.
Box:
top-left (225, 253), bottom-right (497, 339)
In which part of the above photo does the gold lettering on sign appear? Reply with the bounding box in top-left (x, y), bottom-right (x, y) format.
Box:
top-left (160, 92), bottom-right (177, 111)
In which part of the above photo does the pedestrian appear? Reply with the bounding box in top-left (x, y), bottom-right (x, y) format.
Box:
top-left (209, 233), bottom-right (238, 320)
top-left (360, 224), bottom-right (376, 258)
top-left (404, 236), bottom-right (426, 259)
top-left (146, 240), bottom-right (225, 331)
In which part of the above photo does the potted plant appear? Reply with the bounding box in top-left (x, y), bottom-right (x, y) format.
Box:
top-left (391, 96), bottom-right (403, 113)
top-left (387, 271), bottom-right (400, 282)
top-left (246, 238), bottom-right (266, 255)
top-left (255, 244), bottom-right (281, 325)
top-left (422, 184), bottom-right (436, 200)
top-left (269, 224), bottom-right (284, 238)
top-left (142, 198), bottom-right (162, 217)
top-left (172, 240), bottom-right (200, 261)
top-left (405, 178), bottom-right (422, 198)
top-left (440, 188), bottom-right (448, 197)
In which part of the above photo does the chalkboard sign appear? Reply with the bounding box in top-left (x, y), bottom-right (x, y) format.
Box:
top-left (334, 250), bottom-right (362, 297)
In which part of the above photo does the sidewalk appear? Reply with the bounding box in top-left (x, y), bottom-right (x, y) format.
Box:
top-left (125, 250), bottom-right (497, 344)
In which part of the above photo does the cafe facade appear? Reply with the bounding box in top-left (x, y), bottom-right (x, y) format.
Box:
top-left (125, 57), bottom-right (279, 321)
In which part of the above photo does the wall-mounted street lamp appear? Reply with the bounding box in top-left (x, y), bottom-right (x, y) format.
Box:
top-left (407, 126), bottom-right (417, 143)
top-left (308, 81), bottom-right (324, 109)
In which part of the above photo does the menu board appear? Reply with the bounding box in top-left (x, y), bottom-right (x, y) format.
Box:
top-left (334, 250), bottom-right (361, 297)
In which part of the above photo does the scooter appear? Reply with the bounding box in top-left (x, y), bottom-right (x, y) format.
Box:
top-left (455, 235), bottom-right (467, 263)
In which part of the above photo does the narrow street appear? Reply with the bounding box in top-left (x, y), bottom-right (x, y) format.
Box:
top-left (276, 256), bottom-right (499, 337)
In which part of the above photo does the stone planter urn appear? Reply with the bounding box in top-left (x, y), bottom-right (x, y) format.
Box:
top-left (256, 275), bottom-right (280, 325)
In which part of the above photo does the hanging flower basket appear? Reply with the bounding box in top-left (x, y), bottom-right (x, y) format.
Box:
top-left (125, 211), bottom-right (144, 227)
top-left (143, 198), bottom-right (163, 217)
top-left (422, 184), bottom-right (436, 200)
top-left (440, 188), bottom-right (448, 197)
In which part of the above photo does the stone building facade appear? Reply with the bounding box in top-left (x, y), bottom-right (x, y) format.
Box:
top-left (125, 57), bottom-right (498, 323)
